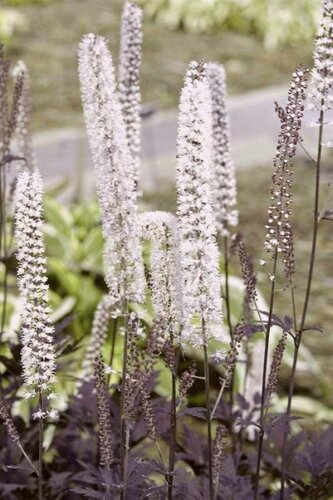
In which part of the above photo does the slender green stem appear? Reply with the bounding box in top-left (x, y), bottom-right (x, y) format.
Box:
top-left (280, 105), bottom-right (325, 499)
top-left (202, 318), bottom-right (214, 500)
top-left (167, 343), bottom-right (179, 500)
top-left (210, 379), bottom-right (226, 422)
top-left (223, 236), bottom-right (233, 340)
top-left (120, 305), bottom-right (129, 500)
top-left (222, 236), bottom-right (238, 454)
top-left (38, 391), bottom-right (43, 500)
top-left (107, 317), bottom-right (118, 387)
top-left (253, 254), bottom-right (278, 499)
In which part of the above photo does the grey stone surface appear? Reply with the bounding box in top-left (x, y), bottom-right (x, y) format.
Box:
top-left (32, 83), bottom-right (320, 195)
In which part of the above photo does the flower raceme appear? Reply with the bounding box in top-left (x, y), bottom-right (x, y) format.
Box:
top-left (119, 2), bottom-right (143, 188)
top-left (78, 34), bottom-right (145, 316)
top-left (308, 0), bottom-right (333, 113)
top-left (176, 61), bottom-right (223, 345)
top-left (139, 211), bottom-right (182, 343)
top-left (15, 167), bottom-right (57, 412)
top-left (207, 62), bottom-right (238, 237)
top-left (264, 67), bottom-right (308, 277)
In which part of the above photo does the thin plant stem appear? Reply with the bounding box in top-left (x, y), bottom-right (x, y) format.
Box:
top-left (119, 303), bottom-right (129, 500)
top-left (223, 236), bottom-right (233, 341)
top-left (222, 237), bottom-right (234, 414)
top-left (202, 318), bottom-right (214, 500)
top-left (210, 379), bottom-right (226, 422)
top-left (17, 442), bottom-right (39, 476)
top-left (253, 253), bottom-right (278, 499)
top-left (38, 391), bottom-right (43, 500)
top-left (107, 317), bottom-right (118, 387)
top-left (280, 105), bottom-right (325, 499)
top-left (155, 440), bottom-right (167, 474)
top-left (167, 342), bottom-right (179, 500)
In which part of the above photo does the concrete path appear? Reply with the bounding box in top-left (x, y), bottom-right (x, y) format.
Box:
top-left (33, 83), bottom-right (320, 196)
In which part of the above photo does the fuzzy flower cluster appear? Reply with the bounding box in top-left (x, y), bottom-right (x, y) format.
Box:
top-left (176, 61), bottom-right (223, 344)
top-left (81, 295), bottom-right (111, 383)
top-left (139, 211), bottom-right (182, 342)
top-left (207, 63), bottom-right (238, 236)
top-left (15, 168), bottom-right (57, 406)
top-left (78, 34), bottom-right (145, 314)
top-left (308, 0), bottom-right (333, 112)
top-left (118, 2), bottom-right (143, 187)
top-left (264, 67), bottom-right (308, 277)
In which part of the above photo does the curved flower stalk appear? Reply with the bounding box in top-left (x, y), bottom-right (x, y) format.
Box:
top-left (139, 211), bottom-right (182, 345)
top-left (176, 61), bottom-right (223, 346)
top-left (119, 2), bottom-right (143, 188)
top-left (207, 62), bottom-right (238, 237)
top-left (80, 294), bottom-right (111, 384)
top-left (15, 167), bottom-right (57, 407)
top-left (78, 34), bottom-right (145, 315)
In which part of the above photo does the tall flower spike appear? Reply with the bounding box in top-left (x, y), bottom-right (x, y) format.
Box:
top-left (264, 67), bottom-right (308, 277)
top-left (119, 2), bottom-right (143, 188)
top-left (207, 63), bottom-right (238, 236)
top-left (81, 295), bottom-right (111, 384)
top-left (15, 168), bottom-right (56, 404)
top-left (12, 61), bottom-right (34, 167)
top-left (176, 61), bottom-right (223, 345)
top-left (139, 211), bottom-right (182, 344)
top-left (78, 34), bottom-right (145, 314)
top-left (308, 1), bottom-right (333, 113)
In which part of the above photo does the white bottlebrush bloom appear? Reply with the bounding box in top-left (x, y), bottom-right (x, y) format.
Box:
top-left (308, 0), bottom-right (333, 112)
top-left (139, 211), bottom-right (183, 342)
top-left (80, 294), bottom-right (111, 383)
top-left (176, 61), bottom-right (223, 345)
top-left (119, 1), bottom-right (143, 188)
top-left (15, 168), bottom-right (56, 400)
top-left (207, 62), bottom-right (238, 236)
top-left (78, 34), bottom-right (145, 314)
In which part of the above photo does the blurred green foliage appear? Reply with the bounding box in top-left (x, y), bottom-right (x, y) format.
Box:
top-left (0, 8), bottom-right (25, 43)
top-left (138, 0), bottom-right (320, 49)
top-left (4, 0), bottom-right (53, 5)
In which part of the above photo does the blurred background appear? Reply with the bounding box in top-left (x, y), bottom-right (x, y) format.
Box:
top-left (0, 0), bottom-right (319, 129)
top-left (2, 0), bottom-right (333, 423)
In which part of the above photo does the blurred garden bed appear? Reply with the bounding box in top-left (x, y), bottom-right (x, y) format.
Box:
top-left (6, 0), bottom-right (314, 129)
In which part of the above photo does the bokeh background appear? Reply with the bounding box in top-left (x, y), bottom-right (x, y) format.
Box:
top-left (0, 0), bottom-right (319, 128)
